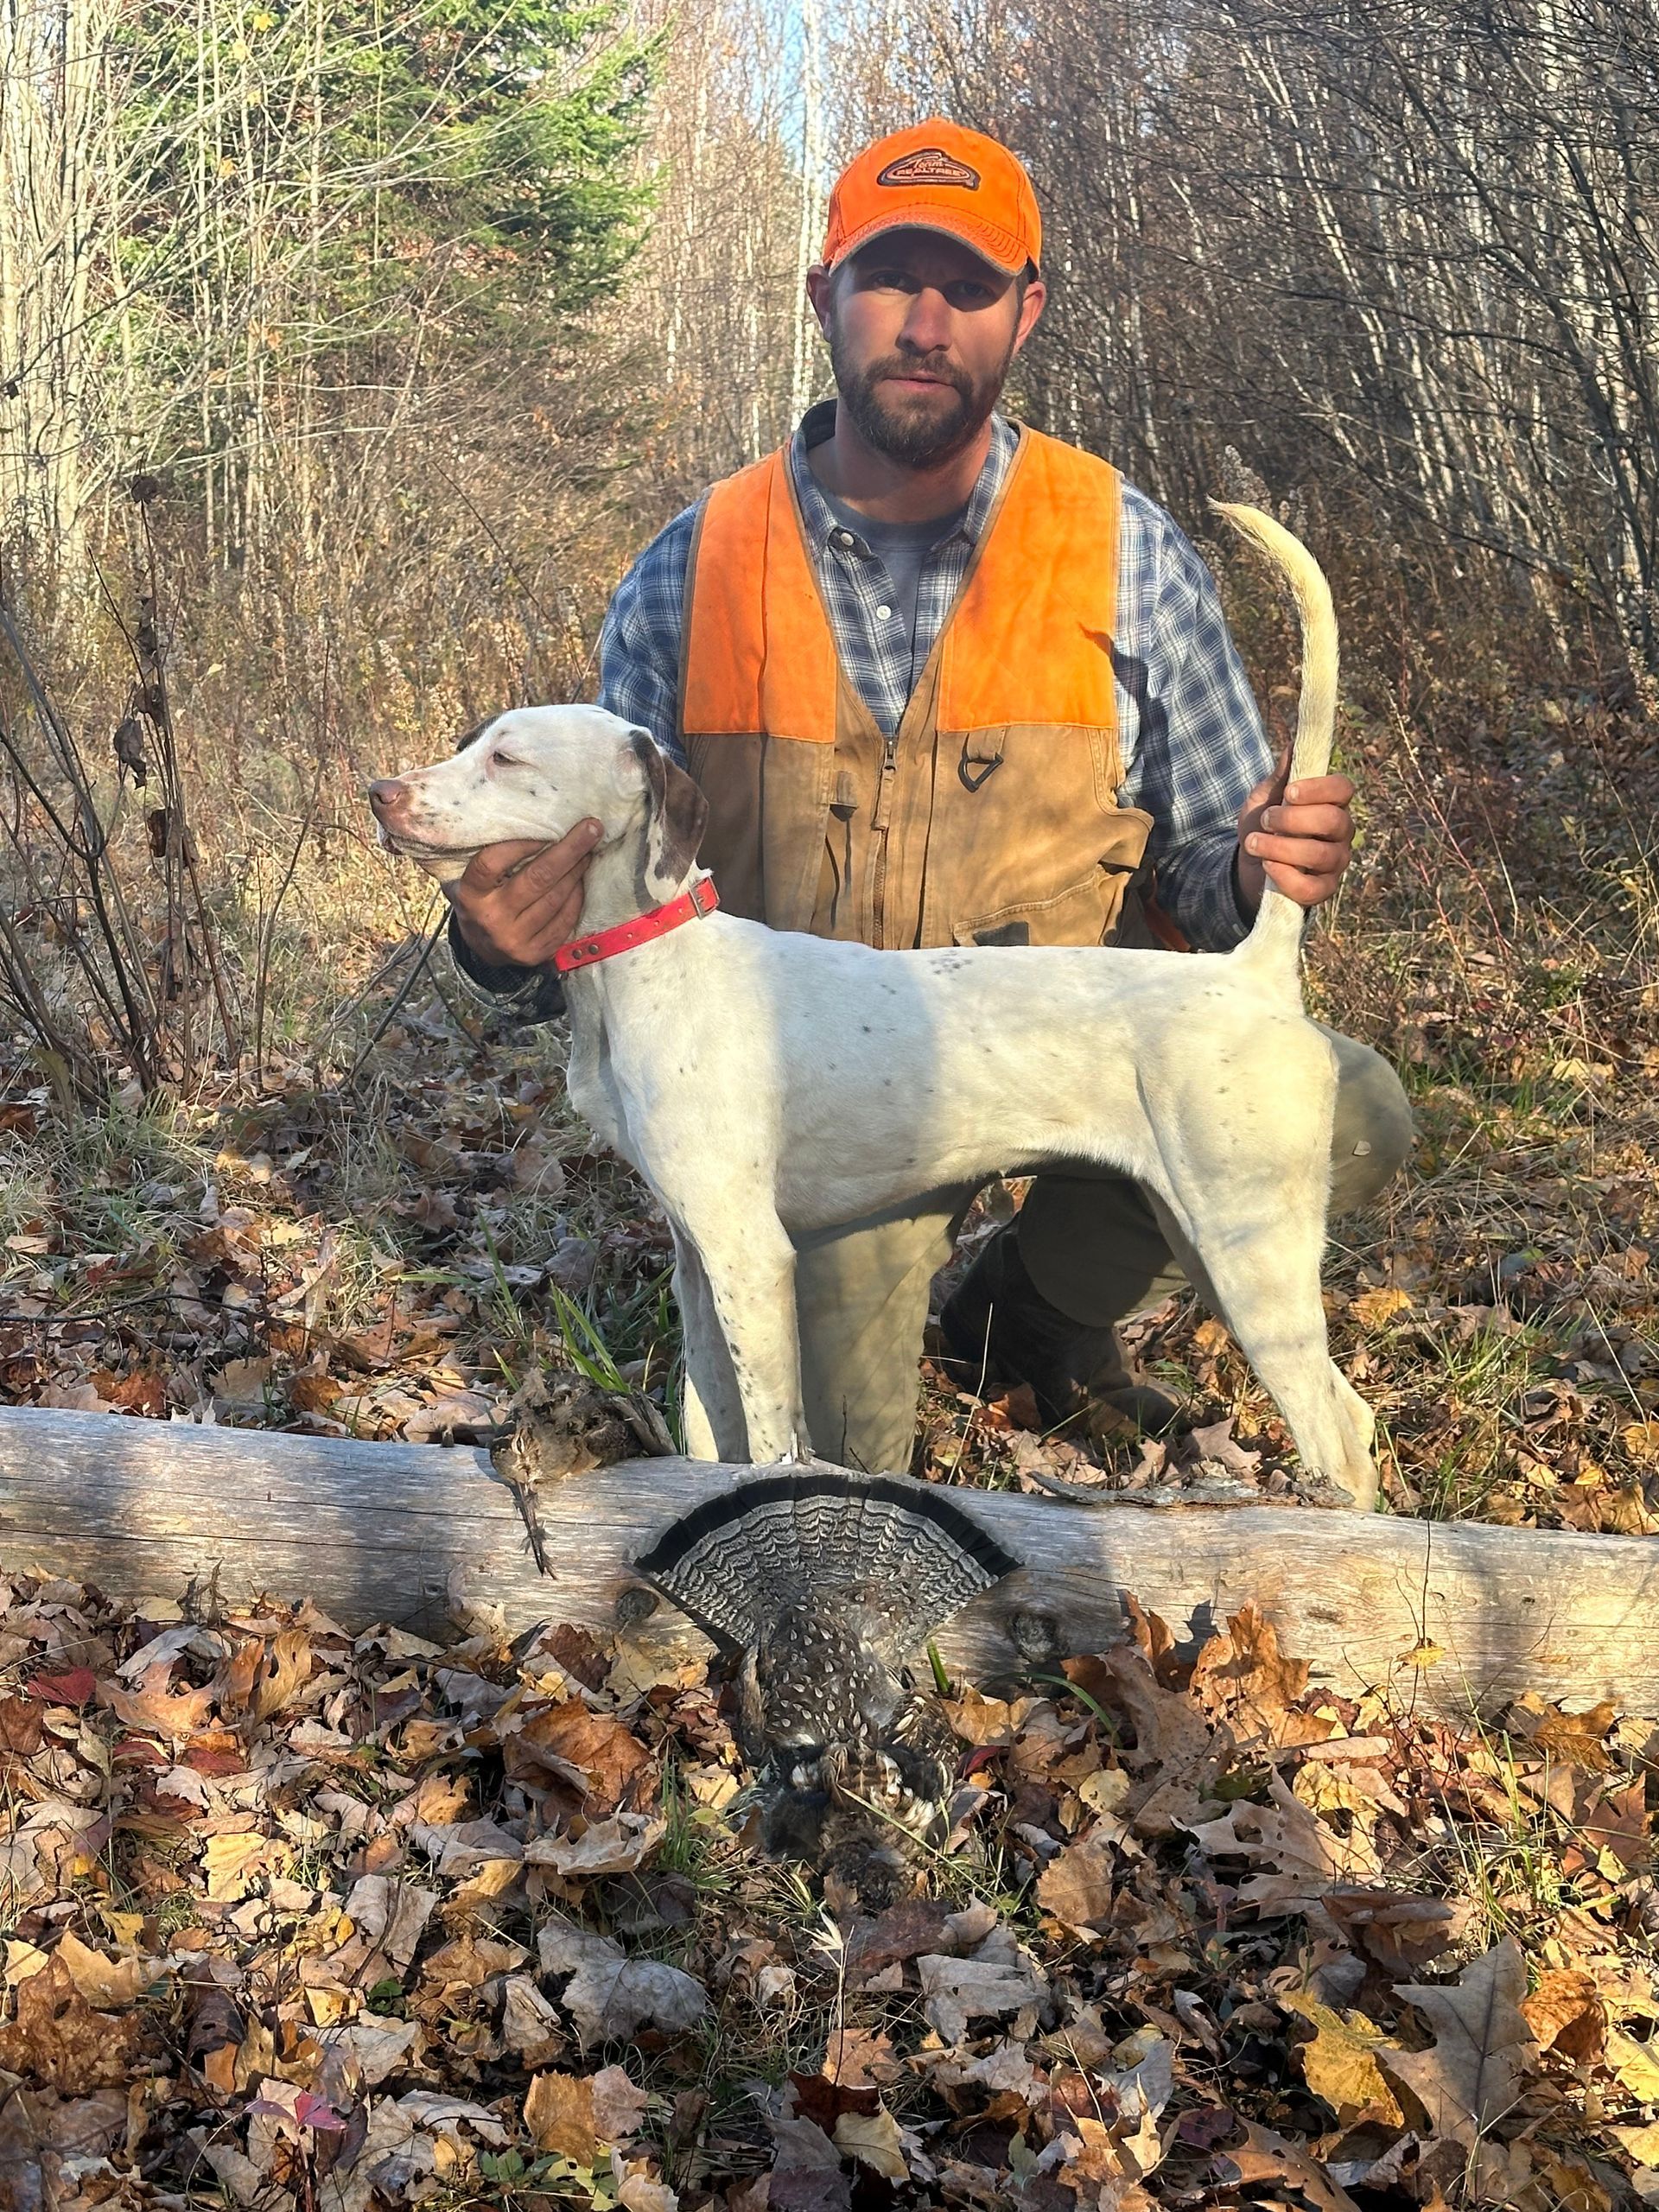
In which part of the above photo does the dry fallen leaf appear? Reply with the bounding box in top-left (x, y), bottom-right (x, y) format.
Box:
top-left (1035, 1831), bottom-right (1116, 1937)
top-left (53, 1929), bottom-right (168, 2011)
top-left (104, 1662), bottom-right (215, 1738)
top-left (248, 1627), bottom-right (314, 1724)
top-left (1281, 1989), bottom-right (1406, 2126)
top-left (916, 1939), bottom-right (1048, 2045)
top-left (524, 1812), bottom-right (666, 1879)
top-left (524, 2069), bottom-right (597, 2163)
top-left (834, 2103), bottom-right (908, 2181)
top-left (201, 1831), bottom-right (278, 1903)
top-left (1189, 1603), bottom-right (1332, 1748)
top-left (507, 1698), bottom-right (654, 1811)
top-left (0, 1955), bottom-right (149, 2094)
top-left (1606, 2024), bottom-right (1659, 2105)
top-left (1522, 1968), bottom-right (1604, 2061)
top-left (590, 2063), bottom-right (652, 2140)
top-left (1382, 1936), bottom-right (1536, 2146)
top-left (1212, 2117), bottom-right (1363, 2210)
top-left (562, 1952), bottom-right (709, 2048)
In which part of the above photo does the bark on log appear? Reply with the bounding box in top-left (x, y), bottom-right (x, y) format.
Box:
top-left (1, 1405), bottom-right (1655, 1716)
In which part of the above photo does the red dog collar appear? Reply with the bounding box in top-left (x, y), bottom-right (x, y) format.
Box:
top-left (553, 876), bottom-right (719, 974)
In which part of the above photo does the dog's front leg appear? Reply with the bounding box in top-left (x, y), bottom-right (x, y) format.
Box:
top-left (671, 1204), bottom-right (810, 1465)
top-left (671, 1230), bottom-right (746, 1461)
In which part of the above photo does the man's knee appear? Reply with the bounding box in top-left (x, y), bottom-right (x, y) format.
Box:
top-left (1329, 1036), bottom-right (1414, 1213)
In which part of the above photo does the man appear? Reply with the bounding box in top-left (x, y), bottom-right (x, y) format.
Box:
top-left (448, 120), bottom-right (1413, 1474)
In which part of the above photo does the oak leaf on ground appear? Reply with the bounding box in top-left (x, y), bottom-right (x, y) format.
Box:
top-left (1382, 1936), bottom-right (1536, 2147)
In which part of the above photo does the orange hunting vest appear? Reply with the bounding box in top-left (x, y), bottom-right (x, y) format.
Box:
top-left (676, 424), bottom-right (1154, 951)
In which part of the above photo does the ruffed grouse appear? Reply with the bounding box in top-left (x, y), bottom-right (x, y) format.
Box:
top-left (635, 1471), bottom-right (1019, 1893)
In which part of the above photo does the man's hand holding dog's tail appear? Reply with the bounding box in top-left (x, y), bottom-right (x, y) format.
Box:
top-left (1235, 753), bottom-right (1356, 916)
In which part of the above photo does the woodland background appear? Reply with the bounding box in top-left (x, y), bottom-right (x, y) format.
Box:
top-left (3, 3), bottom-right (1659, 2208)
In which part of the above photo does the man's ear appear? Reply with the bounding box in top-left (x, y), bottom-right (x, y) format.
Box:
top-left (627, 729), bottom-right (709, 893)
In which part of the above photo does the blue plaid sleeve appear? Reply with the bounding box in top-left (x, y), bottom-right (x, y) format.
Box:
top-left (595, 500), bottom-right (700, 767)
top-left (1116, 486), bottom-right (1273, 951)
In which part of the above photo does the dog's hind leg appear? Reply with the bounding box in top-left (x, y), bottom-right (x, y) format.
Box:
top-left (1154, 1194), bottom-right (1378, 1510)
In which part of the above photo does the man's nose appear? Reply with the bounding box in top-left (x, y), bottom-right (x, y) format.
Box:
top-left (898, 285), bottom-right (955, 353)
top-left (367, 777), bottom-right (409, 821)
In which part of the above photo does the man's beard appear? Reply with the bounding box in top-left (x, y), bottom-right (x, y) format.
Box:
top-left (828, 324), bottom-right (1014, 468)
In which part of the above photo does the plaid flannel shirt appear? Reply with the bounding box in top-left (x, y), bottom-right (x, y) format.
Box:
top-left (452, 402), bottom-right (1271, 1018)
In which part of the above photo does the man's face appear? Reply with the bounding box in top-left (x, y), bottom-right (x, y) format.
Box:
top-left (811, 229), bottom-right (1045, 469)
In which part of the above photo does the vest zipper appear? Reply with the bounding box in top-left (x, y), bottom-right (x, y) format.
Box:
top-left (869, 730), bottom-right (899, 939)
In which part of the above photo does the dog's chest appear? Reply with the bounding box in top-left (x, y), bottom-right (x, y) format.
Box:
top-left (564, 1014), bottom-right (626, 1154)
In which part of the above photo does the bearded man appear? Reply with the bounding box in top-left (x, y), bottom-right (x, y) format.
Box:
top-left (447, 121), bottom-right (1414, 1474)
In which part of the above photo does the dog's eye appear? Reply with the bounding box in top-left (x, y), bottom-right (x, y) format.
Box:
top-left (491, 753), bottom-right (524, 770)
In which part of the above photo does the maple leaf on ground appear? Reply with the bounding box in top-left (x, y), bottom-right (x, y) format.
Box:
top-left (0, 1955), bottom-right (152, 2095)
top-left (823, 2026), bottom-right (901, 2089)
top-left (102, 1662), bottom-right (215, 1738)
top-left (1076, 1643), bottom-right (1228, 1836)
top-left (1036, 1830), bottom-right (1116, 1938)
top-left (1280, 1989), bottom-right (1406, 2126)
top-left (539, 1919), bottom-right (709, 2047)
top-left (505, 1696), bottom-right (653, 1813)
top-left (1188, 1602), bottom-right (1335, 1748)
top-left (1522, 1968), bottom-right (1604, 2062)
top-left (524, 2069), bottom-right (599, 2163)
top-left (916, 1929), bottom-right (1048, 2045)
top-left (1184, 1772), bottom-right (1356, 1908)
top-left (1381, 1936), bottom-right (1537, 2148)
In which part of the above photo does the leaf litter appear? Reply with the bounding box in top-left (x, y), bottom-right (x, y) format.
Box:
top-left (0, 1558), bottom-right (1656, 2209)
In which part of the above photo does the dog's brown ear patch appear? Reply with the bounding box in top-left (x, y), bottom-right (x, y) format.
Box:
top-left (630, 729), bottom-right (709, 892)
top-left (454, 715), bottom-right (494, 753)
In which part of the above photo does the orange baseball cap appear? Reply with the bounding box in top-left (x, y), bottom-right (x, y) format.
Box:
top-left (822, 120), bottom-right (1041, 276)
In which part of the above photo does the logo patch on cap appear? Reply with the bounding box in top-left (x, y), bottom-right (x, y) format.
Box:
top-left (876, 147), bottom-right (981, 190)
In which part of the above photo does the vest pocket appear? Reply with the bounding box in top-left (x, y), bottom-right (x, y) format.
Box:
top-left (931, 725), bottom-right (1153, 950)
top-left (952, 861), bottom-right (1142, 950)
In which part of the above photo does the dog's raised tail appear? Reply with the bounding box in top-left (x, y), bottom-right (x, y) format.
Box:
top-left (1211, 499), bottom-right (1338, 977)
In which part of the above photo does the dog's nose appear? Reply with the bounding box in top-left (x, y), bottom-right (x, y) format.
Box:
top-left (367, 777), bottom-right (408, 821)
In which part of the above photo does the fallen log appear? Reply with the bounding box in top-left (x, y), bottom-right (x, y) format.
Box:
top-left (0, 1404), bottom-right (1655, 1716)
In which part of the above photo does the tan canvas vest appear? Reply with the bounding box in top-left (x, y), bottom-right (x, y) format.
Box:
top-left (676, 424), bottom-right (1154, 950)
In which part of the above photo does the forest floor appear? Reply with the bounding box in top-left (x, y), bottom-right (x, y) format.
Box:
top-left (1, 679), bottom-right (1657, 2209)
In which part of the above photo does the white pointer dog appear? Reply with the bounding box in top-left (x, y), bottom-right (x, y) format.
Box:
top-left (370, 505), bottom-right (1377, 1508)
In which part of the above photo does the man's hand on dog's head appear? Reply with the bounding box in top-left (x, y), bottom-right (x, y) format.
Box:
top-left (1235, 764), bottom-right (1355, 916)
top-left (446, 819), bottom-right (602, 969)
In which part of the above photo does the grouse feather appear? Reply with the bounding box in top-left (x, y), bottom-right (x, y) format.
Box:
top-left (634, 1468), bottom-right (1017, 1662)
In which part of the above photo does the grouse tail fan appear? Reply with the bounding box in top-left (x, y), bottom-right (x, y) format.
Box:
top-left (633, 1469), bottom-right (1020, 1659)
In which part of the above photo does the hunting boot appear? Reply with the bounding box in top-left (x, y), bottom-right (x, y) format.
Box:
top-left (938, 1222), bottom-right (1179, 1433)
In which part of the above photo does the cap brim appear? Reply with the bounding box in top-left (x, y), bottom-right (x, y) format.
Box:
top-left (827, 207), bottom-right (1031, 276)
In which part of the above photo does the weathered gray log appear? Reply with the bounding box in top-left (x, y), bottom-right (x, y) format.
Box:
top-left (1, 1404), bottom-right (1656, 1716)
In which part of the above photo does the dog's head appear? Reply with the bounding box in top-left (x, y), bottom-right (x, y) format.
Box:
top-left (367, 705), bottom-right (708, 894)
